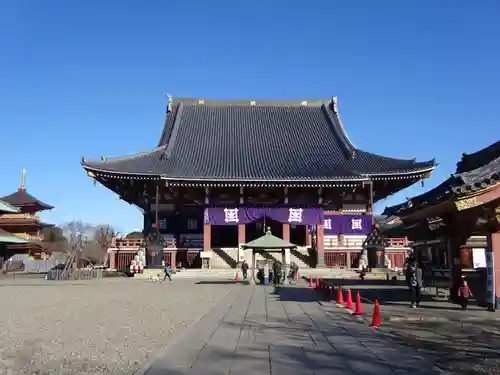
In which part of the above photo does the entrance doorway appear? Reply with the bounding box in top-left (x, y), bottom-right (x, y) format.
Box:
top-left (290, 225), bottom-right (306, 246)
top-left (247, 217), bottom-right (283, 242)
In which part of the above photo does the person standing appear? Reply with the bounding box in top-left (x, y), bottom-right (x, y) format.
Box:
top-left (163, 263), bottom-right (172, 282)
top-left (241, 260), bottom-right (249, 280)
top-left (458, 278), bottom-right (473, 310)
top-left (406, 258), bottom-right (423, 308)
top-left (273, 261), bottom-right (281, 285)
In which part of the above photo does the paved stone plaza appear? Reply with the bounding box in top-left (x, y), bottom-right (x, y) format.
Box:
top-left (141, 284), bottom-right (441, 375)
top-left (2, 275), bottom-right (494, 375)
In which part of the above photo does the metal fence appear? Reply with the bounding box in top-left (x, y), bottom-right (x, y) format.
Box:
top-left (46, 268), bottom-right (104, 281)
top-left (8, 253), bottom-right (68, 273)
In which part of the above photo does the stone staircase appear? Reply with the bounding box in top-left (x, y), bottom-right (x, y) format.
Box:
top-left (210, 247), bottom-right (312, 269)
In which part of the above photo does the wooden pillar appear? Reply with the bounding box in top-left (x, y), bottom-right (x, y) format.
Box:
top-left (283, 187), bottom-right (290, 241)
top-left (109, 250), bottom-right (117, 269)
top-left (203, 188), bottom-right (211, 259)
top-left (305, 225), bottom-right (312, 247)
top-left (283, 224), bottom-right (290, 241)
top-left (487, 230), bottom-right (500, 310)
top-left (238, 186), bottom-right (245, 245)
top-left (317, 224), bottom-right (325, 267)
top-left (317, 187), bottom-right (325, 267)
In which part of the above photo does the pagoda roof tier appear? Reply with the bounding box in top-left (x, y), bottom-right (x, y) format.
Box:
top-left (0, 229), bottom-right (29, 244)
top-left (0, 189), bottom-right (54, 212)
top-left (383, 140), bottom-right (500, 219)
top-left (82, 97), bottom-right (435, 187)
top-left (0, 200), bottom-right (19, 214)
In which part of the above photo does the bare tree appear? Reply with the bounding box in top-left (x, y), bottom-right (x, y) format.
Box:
top-left (84, 224), bottom-right (117, 267)
top-left (59, 221), bottom-right (117, 269)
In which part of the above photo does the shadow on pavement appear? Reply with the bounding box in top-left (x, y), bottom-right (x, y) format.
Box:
top-left (195, 280), bottom-right (250, 285)
top-left (384, 321), bottom-right (500, 374)
top-left (272, 285), bottom-right (318, 302)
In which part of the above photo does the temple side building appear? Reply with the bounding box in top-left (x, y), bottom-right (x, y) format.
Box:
top-left (82, 96), bottom-right (436, 269)
top-left (383, 141), bottom-right (500, 309)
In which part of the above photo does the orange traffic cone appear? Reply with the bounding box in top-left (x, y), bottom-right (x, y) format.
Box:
top-left (370, 299), bottom-right (381, 327)
top-left (297, 271), bottom-right (301, 280)
top-left (235, 272), bottom-right (240, 281)
top-left (308, 276), bottom-right (313, 288)
top-left (345, 289), bottom-right (353, 309)
top-left (337, 287), bottom-right (344, 304)
top-left (352, 292), bottom-right (364, 316)
top-left (315, 278), bottom-right (320, 289)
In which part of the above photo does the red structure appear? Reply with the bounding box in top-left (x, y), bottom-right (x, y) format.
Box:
top-left (0, 169), bottom-right (54, 261)
top-left (82, 96), bottom-right (434, 269)
top-left (384, 141), bottom-right (500, 309)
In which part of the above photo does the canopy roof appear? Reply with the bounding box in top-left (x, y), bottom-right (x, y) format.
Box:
top-left (0, 189), bottom-right (54, 212)
top-left (0, 229), bottom-right (28, 244)
top-left (241, 228), bottom-right (297, 250)
top-left (82, 97), bottom-right (436, 184)
top-left (384, 140), bottom-right (500, 218)
top-left (0, 200), bottom-right (19, 214)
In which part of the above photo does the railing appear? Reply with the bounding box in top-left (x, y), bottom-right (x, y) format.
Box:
top-left (111, 236), bottom-right (408, 250)
top-left (46, 268), bottom-right (104, 281)
top-left (325, 249), bottom-right (407, 269)
top-left (0, 213), bottom-right (40, 221)
top-left (324, 236), bottom-right (408, 249)
top-left (112, 237), bottom-right (177, 248)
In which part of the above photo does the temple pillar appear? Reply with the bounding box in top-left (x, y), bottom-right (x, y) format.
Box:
top-left (305, 225), bottom-right (312, 247)
top-left (282, 224), bottom-right (290, 241)
top-left (203, 224), bottom-right (211, 251)
top-left (238, 187), bottom-right (245, 265)
top-left (109, 251), bottom-right (116, 269)
top-left (316, 224), bottom-right (325, 267)
top-left (203, 187), bottom-right (212, 268)
top-left (487, 230), bottom-right (500, 311)
top-left (316, 187), bottom-right (325, 267)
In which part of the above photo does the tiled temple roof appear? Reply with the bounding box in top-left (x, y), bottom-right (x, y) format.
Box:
top-left (82, 97), bottom-right (436, 182)
top-left (383, 140), bottom-right (500, 217)
top-left (0, 189), bottom-right (53, 212)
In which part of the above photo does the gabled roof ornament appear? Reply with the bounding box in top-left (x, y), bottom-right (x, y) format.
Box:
top-left (331, 96), bottom-right (339, 113)
top-left (166, 94), bottom-right (173, 113)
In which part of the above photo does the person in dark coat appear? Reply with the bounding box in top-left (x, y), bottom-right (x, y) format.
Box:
top-left (406, 258), bottom-right (423, 308)
top-left (273, 261), bottom-right (281, 285)
top-left (241, 260), bottom-right (249, 280)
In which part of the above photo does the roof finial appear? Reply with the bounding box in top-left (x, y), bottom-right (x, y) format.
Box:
top-left (331, 96), bottom-right (339, 112)
top-left (166, 94), bottom-right (173, 113)
top-left (20, 168), bottom-right (26, 191)
top-left (266, 226), bottom-right (271, 235)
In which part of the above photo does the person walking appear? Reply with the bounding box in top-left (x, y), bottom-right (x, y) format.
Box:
top-left (163, 263), bottom-right (172, 282)
top-left (241, 260), bottom-right (249, 280)
top-left (458, 278), bottom-right (473, 310)
top-left (406, 257), bottom-right (423, 308)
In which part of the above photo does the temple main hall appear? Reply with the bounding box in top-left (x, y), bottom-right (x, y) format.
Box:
top-left (82, 96), bottom-right (436, 269)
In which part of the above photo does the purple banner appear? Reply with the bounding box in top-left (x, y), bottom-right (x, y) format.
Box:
top-left (323, 214), bottom-right (372, 235)
top-left (204, 207), bottom-right (324, 226)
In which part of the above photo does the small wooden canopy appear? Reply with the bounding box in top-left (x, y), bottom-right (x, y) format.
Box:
top-left (241, 228), bottom-right (297, 252)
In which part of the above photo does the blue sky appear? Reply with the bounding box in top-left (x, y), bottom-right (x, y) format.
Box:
top-left (0, 0), bottom-right (499, 234)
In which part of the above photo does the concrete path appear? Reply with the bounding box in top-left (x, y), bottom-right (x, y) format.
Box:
top-left (138, 285), bottom-right (442, 375)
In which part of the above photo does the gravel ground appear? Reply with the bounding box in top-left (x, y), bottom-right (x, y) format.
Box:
top-left (0, 277), bottom-right (236, 375)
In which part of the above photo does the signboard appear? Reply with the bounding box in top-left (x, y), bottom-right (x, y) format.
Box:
top-left (472, 248), bottom-right (486, 269)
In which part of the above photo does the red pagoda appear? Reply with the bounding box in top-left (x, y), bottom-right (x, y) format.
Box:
top-left (82, 96), bottom-right (435, 270)
top-left (0, 169), bottom-right (54, 260)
